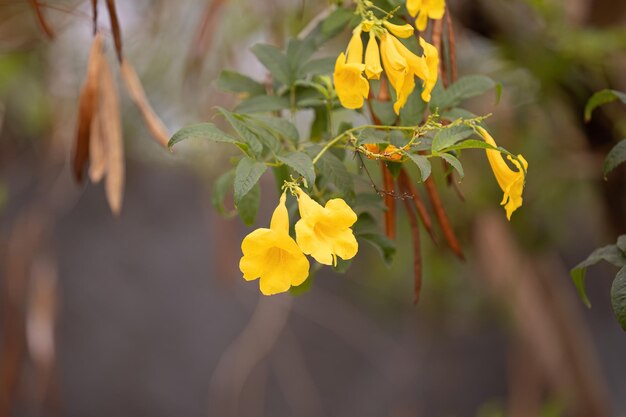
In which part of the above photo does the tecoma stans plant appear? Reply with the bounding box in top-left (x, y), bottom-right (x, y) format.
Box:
top-left (170, 0), bottom-right (528, 298)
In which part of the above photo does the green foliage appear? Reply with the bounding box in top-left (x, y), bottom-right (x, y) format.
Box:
top-left (570, 235), bottom-right (626, 330)
top-left (604, 139), bottom-right (626, 177)
top-left (216, 70), bottom-right (266, 96)
top-left (234, 157), bottom-right (267, 203)
top-left (431, 124), bottom-right (474, 152)
top-left (584, 89), bottom-right (626, 122)
top-left (430, 75), bottom-right (497, 110)
top-left (168, 123), bottom-right (243, 150)
top-left (277, 152), bottom-right (316, 188)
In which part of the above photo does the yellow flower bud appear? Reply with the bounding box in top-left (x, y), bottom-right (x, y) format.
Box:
top-left (383, 21), bottom-right (415, 38)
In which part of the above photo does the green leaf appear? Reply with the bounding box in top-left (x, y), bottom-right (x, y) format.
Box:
top-left (251, 43), bottom-right (290, 85)
top-left (287, 38), bottom-right (316, 80)
top-left (604, 139), bottom-right (626, 177)
top-left (310, 106), bottom-right (329, 142)
top-left (431, 75), bottom-right (497, 110)
top-left (370, 100), bottom-right (397, 125)
top-left (237, 183), bottom-right (260, 226)
top-left (244, 123), bottom-right (281, 153)
top-left (611, 266), bottom-right (626, 331)
top-left (321, 7), bottom-right (354, 37)
top-left (445, 139), bottom-right (496, 152)
top-left (216, 70), bottom-right (265, 96)
top-left (302, 57), bottom-right (336, 76)
top-left (353, 192), bottom-right (386, 214)
top-left (439, 153), bottom-right (464, 178)
top-left (248, 115), bottom-right (299, 144)
top-left (212, 170), bottom-right (235, 215)
top-left (617, 235), bottom-right (626, 254)
top-left (431, 124), bottom-right (474, 152)
top-left (308, 148), bottom-right (355, 200)
top-left (234, 157), bottom-right (267, 204)
top-left (168, 123), bottom-right (242, 149)
top-left (399, 88), bottom-right (426, 126)
top-left (585, 89), bottom-right (626, 122)
top-left (353, 213), bottom-right (396, 266)
top-left (277, 152), bottom-right (316, 188)
top-left (385, 161), bottom-right (403, 179)
top-left (289, 274), bottom-right (314, 296)
top-left (357, 128), bottom-right (387, 145)
top-left (406, 153), bottom-right (432, 181)
top-left (217, 107), bottom-right (263, 155)
top-left (570, 244), bottom-right (626, 307)
top-left (234, 95), bottom-right (289, 114)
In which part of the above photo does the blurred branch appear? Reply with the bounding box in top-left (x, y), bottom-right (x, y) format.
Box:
top-left (29, 0), bottom-right (54, 40)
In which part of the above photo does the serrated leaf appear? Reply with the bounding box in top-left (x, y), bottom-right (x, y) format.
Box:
top-left (604, 139), bottom-right (626, 177)
top-left (212, 170), bottom-right (235, 215)
top-left (357, 128), bottom-right (388, 145)
top-left (439, 153), bottom-right (464, 178)
top-left (277, 152), bottom-right (316, 187)
top-left (431, 124), bottom-right (474, 152)
top-left (248, 115), bottom-right (299, 144)
top-left (245, 123), bottom-right (280, 153)
top-left (217, 107), bottom-right (263, 155)
top-left (237, 183), bottom-right (260, 226)
top-left (235, 95), bottom-right (289, 114)
top-left (234, 157), bottom-right (267, 204)
top-left (216, 70), bottom-right (265, 96)
top-left (406, 153), bottom-right (432, 181)
top-left (251, 43), bottom-right (290, 85)
top-left (611, 266), bottom-right (626, 331)
top-left (431, 75), bottom-right (496, 110)
top-left (585, 89), bottom-right (626, 122)
top-left (168, 123), bottom-right (242, 149)
top-left (445, 139), bottom-right (497, 152)
top-left (571, 244), bottom-right (626, 307)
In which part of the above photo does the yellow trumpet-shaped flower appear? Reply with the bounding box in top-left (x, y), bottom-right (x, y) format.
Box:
top-left (240, 193), bottom-right (310, 295)
top-left (477, 126), bottom-right (528, 221)
top-left (334, 26), bottom-right (369, 109)
top-left (365, 33), bottom-right (383, 80)
top-left (294, 188), bottom-right (358, 266)
top-left (382, 21), bottom-right (414, 38)
top-left (380, 33), bottom-right (415, 114)
top-left (418, 37), bottom-right (439, 102)
top-left (407, 0), bottom-right (446, 31)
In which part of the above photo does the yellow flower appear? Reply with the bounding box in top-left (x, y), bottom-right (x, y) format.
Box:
top-left (407, 0), bottom-right (446, 31)
top-left (418, 37), bottom-right (439, 102)
top-left (239, 192), bottom-right (310, 295)
top-left (364, 33), bottom-right (383, 80)
top-left (477, 126), bottom-right (528, 221)
top-left (294, 188), bottom-right (358, 266)
top-left (334, 26), bottom-right (369, 109)
top-left (379, 33), bottom-right (415, 114)
top-left (382, 21), bottom-right (414, 38)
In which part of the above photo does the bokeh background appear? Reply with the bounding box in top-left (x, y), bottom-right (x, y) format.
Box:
top-left (1, 0), bottom-right (625, 416)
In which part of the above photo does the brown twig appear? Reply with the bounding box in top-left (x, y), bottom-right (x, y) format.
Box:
top-left (399, 169), bottom-right (437, 243)
top-left (381, 163), bottom-right (396, 240)
top-left (399, 179), bottom-right (423, 304)
top-left (423, 177), bottom-right (464, 260)
top-left (445, 6), bottom-right (458, 84)
top-left (29, 0), bottom-right (55, 40)
top-left (105, 0), bottom-right (123, 62)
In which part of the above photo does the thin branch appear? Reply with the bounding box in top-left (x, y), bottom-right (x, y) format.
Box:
top-left (399, 169), bottom-right (437, 244)
top-left (29, 0), bottom-right (54, 40)
top-left (423, 177), bottom-right (465, 260)
top-left (105, 0), bottom-right (122, 62)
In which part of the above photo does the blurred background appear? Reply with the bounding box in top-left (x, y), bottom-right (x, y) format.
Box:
top-left (1, 0), bottom-right (626, 416)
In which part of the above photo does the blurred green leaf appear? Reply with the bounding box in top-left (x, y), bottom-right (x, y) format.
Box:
top-left (168, 123), bottom-right (243, 150)
top-left (237, 183), bottom-right (260, 226)
top-left (289, 274), bottom-right (314, 296)
top-left (584, 89), bottom-right (626, 122)
top-left (234, 157), bottom-right (267, 204)
top-left (217, 107), bottom-right (264, 155)
top-left (604, 139), bottom-right (626, 177)
top-left (302, 57), bottom-right (336, 76)
top-left (399, 88), bottom-right (426, 126)
top-left (277, 152), bottom-right (316, 188)
top-left (431, 75), bottom-right (497, 110)
top-left (251, 43), bottom-right (290, 85)
top-left (357, 128), bottom-right (387, 145)
top-left (216, 70), bottom-right (265, 96)
top-left (248, 115), bottom-right (299, 144)
top-left (321, 7), bottom-right (354, 38)
top-left (235, 95), bottom-right (290, 113)
top-left (370, 99), bottom-right (397, 125)
top-left (570, 243), bottom-right (626, 307)
top-left (212, 170), bottom-right (235, 216)
top-left (308, 147), bottom-right (355, 201)
top-left (611, 266), bottom-right (626, 331)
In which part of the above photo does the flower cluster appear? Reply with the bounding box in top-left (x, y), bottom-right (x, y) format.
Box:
top-left (239, 187), bottom-right (358, 295)
top-left (333, 19), bottom-right (439, 114)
